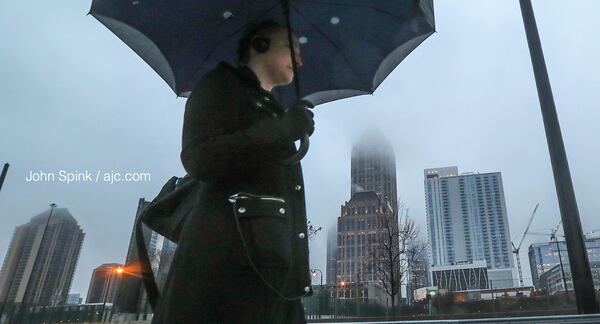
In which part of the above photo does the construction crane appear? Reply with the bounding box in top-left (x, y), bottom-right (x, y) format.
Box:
top-left (511, 203), bottom-right (539, 287)
top-left (0, 163), bottom-right (9, 193)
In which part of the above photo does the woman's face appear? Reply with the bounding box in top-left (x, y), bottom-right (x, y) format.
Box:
top-left (262, 29), bottom-right (303, 86)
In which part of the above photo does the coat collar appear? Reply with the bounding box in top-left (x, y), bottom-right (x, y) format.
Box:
top-left (218, 61), bottom-right (261, 89)
top-left (218, 61), bottom-right (285, 116)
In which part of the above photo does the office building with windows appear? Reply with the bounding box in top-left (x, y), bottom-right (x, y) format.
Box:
top-left (86, 263), bottom-right (124, 304)
top-left (528, 236), bottom-right (600, 289)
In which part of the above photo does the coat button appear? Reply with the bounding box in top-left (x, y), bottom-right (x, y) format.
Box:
top-left (238, 207), bottom-right (246, 213)
top-left (298, 233), bottom-right (306, 239)
top-left (255, 101), bottom-right (263, 108)
top-left (279, 208), bottom-right (286, 214)
top-left (264, 96), bottom-right (271, 102)
top-left (294, 185), bottom-right (302, 191)
top-left (304, 286), bottom-right (310, 293)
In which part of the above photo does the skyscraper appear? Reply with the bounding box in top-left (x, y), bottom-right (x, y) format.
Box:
top-left (86, 263), bottom-right (124, 304)
top-left (0, 207), bottom-right (84, 306)
top-left (351, 130), bottom-right (397, 216)
top-left (336, 191), bottom-right (391, 284)
top-left (329, 130), bottom-right (398, 287)
top-left (424, 167), bottom-right (515, 288)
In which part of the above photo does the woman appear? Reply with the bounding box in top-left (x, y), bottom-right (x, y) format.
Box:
top-left (152, 21), bottom-right (315, 323)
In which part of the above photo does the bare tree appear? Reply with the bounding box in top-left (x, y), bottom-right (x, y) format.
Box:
top-left (307, 220), bottom-right (322, 240)
top-left (369, 202), bottom-right (425, 319)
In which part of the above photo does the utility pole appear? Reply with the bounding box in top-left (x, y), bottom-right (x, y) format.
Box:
top-left (519, 0), bottom-right (599, 313)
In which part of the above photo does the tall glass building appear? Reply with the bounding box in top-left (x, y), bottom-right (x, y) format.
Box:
top-left (528, 236), bottom-right (600, 289)
top-left (425, 167), bottom-right (515, 288)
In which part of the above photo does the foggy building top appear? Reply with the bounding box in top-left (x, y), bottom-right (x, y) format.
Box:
top-left (351, 129), bottom-right (397, 216)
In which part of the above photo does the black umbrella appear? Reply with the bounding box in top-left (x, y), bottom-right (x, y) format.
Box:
top-left (89, 0), bottom-right (434, 106)
top-left (90, 0), bottom-right (434, 162)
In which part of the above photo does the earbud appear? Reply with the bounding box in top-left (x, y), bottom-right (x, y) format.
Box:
top-left (251, 37), bottom-right (270, 53)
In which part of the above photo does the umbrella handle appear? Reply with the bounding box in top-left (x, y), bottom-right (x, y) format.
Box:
top-left (279, 134), bottom-right (309, 165)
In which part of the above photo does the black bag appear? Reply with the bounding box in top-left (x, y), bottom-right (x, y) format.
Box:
top-left (135, 175), bottom-right (199, 311)
top-left (140, 175), bottom-right (198, 243)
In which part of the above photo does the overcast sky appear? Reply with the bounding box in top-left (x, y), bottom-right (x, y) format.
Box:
top-left (1, 0), bottom-right (599, 298)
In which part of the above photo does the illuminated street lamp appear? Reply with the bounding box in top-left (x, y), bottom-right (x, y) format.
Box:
top-left (311, 269), bottom-right (323, 288)
top-left (310, 269), bottom-right (323, 318)
top-left (101, 266), bottom-right (124, 322)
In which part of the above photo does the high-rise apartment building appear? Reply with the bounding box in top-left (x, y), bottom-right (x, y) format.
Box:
top-left (86, 263), bottom-right (124, 304)
top-left (0, 207), bottom-right (84, 306)
top-left (424, 167), bottom-right (515, 288)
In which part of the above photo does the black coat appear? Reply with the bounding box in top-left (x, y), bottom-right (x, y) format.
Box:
top-left (152, 62), bottom-right (311, 323)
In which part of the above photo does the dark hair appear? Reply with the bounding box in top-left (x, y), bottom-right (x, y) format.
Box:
top-left (236, 20), bottom-right (285, 64)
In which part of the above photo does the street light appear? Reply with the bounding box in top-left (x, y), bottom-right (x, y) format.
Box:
top-left (519, 0), bottom-right (599, 313)
top-left (310, 269), bottom-right (323, 319)
top-left (311, 269), bottom-right (323, 287)
top-left (101, 266), bottom-right (124, 322)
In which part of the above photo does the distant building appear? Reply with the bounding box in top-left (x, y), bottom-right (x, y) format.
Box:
top-left (351, 130), bottom-right (398, 216)
top-left (66, 293), bottom-right (83, 305)
top-left (538, 260), bottom-right (600, 295)
top-left (113, 198), bottom-right (157, 320)
top-left (406, 245), bottom-right (429, 304)
top-left (528, 236), bottom-right (600, 289)
top-left (330, 130), bottom-right (399, 288)
top-left (86, 263), bottom-right (124, 304)
top-left (156, 238), bottom-right (177, 289)
top-left (424, 167), bottom-right (515, 288)
top-left (325, 225), bottom-right (339, 285)
top-left (336, 191), bottom-right (391, 284)
top-left (431, 261), bottom-right (489, 292)
top-left (113, 198), bottom-right (179, 321)
top-left (0, 207), bottom-right (84, 306)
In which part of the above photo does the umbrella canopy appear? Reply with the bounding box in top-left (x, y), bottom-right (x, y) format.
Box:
top-left (90, 0), bottom-right (434, 106)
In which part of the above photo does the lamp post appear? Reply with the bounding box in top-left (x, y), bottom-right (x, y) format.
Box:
top-left (101, 266), bottom-right (124, 322)
top-left (311, 269), bottom-right (323, 319)
top-left (311, 269), bottom-right (323, 287)
top-left (519, 0), bottom-right (599, 313)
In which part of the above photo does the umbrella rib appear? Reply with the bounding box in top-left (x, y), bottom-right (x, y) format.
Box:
top-left (291, 3), bottom-right (368, 90)
top-left (183, 2), bottom-right (281, 92)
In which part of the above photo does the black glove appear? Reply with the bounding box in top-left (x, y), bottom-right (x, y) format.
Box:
top-left (280, 99), bottom-right (315, 141)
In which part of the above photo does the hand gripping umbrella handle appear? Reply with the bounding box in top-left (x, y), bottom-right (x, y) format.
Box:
top-left (279, 134), bottom-right (309, 165)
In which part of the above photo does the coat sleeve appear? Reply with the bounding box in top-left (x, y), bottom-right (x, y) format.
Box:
top-left (180, 79), bottom-right (290, 182)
